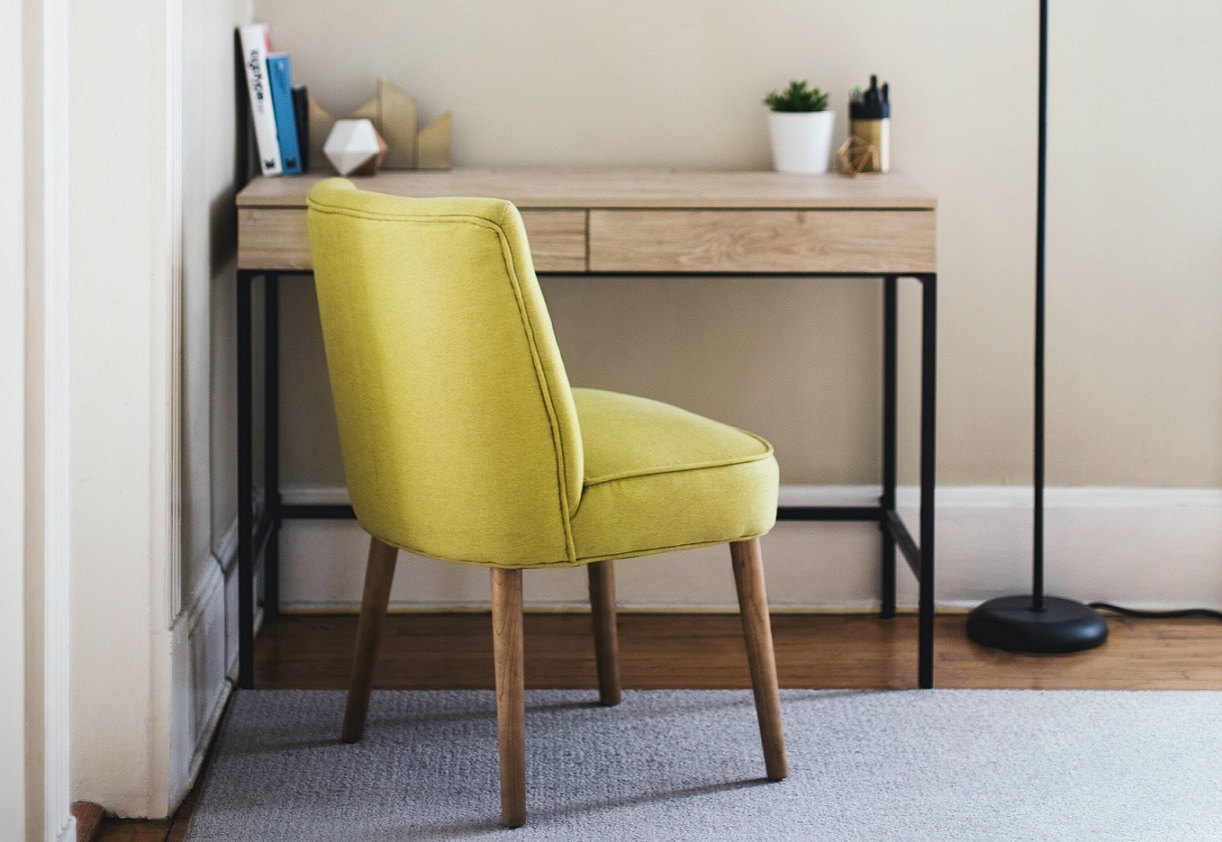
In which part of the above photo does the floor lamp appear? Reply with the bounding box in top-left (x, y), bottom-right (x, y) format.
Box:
top-left (966, 0), bottom-right (1109, 653)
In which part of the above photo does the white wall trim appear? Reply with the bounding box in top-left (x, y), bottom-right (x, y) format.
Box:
top-left (212, 490), bottom-right (262, 577)
top-left (168, 512), bottom-right (263, 811)
top-left (278, 483), bottom-right (1222, 613)
top-left (792, 484), bottom-right (1222, 510)
top-left (41, 0), bottom-right (74, 836)
top-left (1, 0), bottom-right (28, 835)
top-left (281, 485), bottom-right (353, 507)
top-left (288, 482), bottom-right (1222, 512)
top-left (211, 515), bottom-right (242, 576)
top-left (145, 0), bottom-right (185, 812)
top-left (170, 553), bottom-right (231, 806)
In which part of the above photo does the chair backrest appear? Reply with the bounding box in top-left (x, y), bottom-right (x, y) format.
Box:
top-left (307, 178), bottom-right (582, 567)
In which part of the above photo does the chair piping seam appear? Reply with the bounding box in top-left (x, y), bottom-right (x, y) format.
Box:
top-left (582, 450), bottom-right (773, 487)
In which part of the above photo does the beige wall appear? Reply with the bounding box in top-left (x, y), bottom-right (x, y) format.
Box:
top-left (1046, 1), bottom-right (1222, 485)
top-left (182, 0), bottom-right (248, 602)
top-left (255, 0), bottom-right (1222, 494)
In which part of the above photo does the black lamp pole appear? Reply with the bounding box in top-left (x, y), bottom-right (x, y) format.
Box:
top-left (966, 0), bottom-right (1109, 653)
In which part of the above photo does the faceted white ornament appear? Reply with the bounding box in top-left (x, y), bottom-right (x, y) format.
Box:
top-left (323, 119), bottom-right (387, 176)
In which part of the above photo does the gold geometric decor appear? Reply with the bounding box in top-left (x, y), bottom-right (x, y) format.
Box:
top-left (416, 110), bottom-right (452, 171)
top-left (308, 77), bottom-right (451, 172)
top-left (837, 135), bottom-right (881, 177)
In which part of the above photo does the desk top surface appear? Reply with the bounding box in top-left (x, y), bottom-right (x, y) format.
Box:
top-left (236, 167), bottom-right (935, 211)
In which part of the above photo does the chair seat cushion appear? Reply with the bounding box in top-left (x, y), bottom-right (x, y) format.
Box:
top-left (569, 388), bottom-right (779, 562)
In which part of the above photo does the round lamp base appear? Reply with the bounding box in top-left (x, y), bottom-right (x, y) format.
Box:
top-left (966, 595), bottom-right (1109, 653)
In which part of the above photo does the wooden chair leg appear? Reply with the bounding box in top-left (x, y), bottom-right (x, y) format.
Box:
top-left (491, 568), bottom-right (527, 828)
top-left (730, 537), bottom-right (789, 781)
top-left (341, 536), bottom-right (399, 743)
top-left (587, 561), bottom-right (622, 706)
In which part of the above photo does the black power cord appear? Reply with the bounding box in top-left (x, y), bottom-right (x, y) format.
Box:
top-left (1088, 602), bottom-right (1222, 622)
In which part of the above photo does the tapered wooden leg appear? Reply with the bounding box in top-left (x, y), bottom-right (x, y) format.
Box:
top-left (342, 536), bottom-right (399, 743)
top-left (587, 561), bottom-right (622, 706)
top-left (730, 538), bottom-right (789, 781)
top-left (491, 568), bottom-right (527, 828)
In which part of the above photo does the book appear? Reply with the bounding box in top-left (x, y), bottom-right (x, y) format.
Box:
top-left (267, 53), bottom-right (302, 174)
top-left (238, 23), bottom-right (282, 176)
top-left (234, 31), bottom-right (260, 184)
top-left (292, 85), bottom-right (310, 173)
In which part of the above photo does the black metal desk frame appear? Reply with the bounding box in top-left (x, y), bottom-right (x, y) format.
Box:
top-left (235, 269), bottom-right (936, 690)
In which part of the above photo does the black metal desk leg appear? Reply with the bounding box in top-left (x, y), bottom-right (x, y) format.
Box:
top-left (264, 274), bottom-right (280, 621)
top-left (237, 270), bottom-right (255, 689)
top-left (918, 273), bottom-right (938, 689)
top-left (880, 276), bottom-right (898, 619)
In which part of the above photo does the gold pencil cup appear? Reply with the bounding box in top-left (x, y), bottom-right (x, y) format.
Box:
top-left (849, 118), bottom-right (890, 173)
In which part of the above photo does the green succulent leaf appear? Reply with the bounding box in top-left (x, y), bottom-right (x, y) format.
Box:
top-left (763, 79), bottom-right (830, 112)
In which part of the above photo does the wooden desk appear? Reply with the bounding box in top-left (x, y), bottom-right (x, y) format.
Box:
top-left (234, 167), bottom-right (938, 689)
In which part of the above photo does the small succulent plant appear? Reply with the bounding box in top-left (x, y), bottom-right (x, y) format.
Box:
top-left (763, 80), bottom-right (830, 112)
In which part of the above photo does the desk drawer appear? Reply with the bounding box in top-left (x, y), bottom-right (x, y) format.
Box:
top-left (517, 209), bottom-right (587, 272)
top-left (238, 207), bottom-right (588, 273)
top-left (588, 209), bottom-right (935, 274)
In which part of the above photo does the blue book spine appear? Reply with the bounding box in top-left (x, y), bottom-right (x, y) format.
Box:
top-left (267, 54), bottom-right (302, 174)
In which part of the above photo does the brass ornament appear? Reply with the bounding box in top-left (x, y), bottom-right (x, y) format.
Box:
top-left (838, 135), bottom-right (881, 177)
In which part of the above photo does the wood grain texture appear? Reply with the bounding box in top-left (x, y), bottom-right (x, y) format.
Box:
top-left (96, 821), bottom-right (173, 842)
top-left (519, 209), bottom-right (587, 272)
top-left (586, 561), bottom-right (622, 706)
top-left (588, 209), bottom-right (935, 274)
top-left (236, 168), bottom-right (937, 210)
top-left (72, 802), bottom-right (106, 842)
top-left (341, 536), bottom-right (399, 743)
top-left (730, 539), bottom-right (788, 781)
top-left (238, 206), bottom-right (587, 272)
top-left (238, 207), bottom-right (312, 270)
top-left (253, 612), bottom-right (1222, 692)
top-left (491, 569), bottom-right (527, 827)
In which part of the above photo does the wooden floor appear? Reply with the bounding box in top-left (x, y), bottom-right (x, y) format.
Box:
top-left (96, 611), bottom-right (1222, 841)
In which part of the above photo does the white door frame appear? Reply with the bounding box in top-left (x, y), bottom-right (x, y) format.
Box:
top-left (10, 0), bottom-right (75, 839)
top-left (1, 0), bottom-right (29, 834)
top-left (63, 0), bottom-right (185, 819)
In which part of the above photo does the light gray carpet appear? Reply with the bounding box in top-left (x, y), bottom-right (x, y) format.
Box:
top-left (187, 689), bottom-right (1222, 841)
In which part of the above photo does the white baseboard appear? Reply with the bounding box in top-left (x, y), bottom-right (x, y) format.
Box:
top-left (278, 484), bottom-right (1222, 612)
top-left (53, 818), bottom-right (77, 842)
top-left (170, 509), bottom-right (266, 809)
top-left (170, 558), bottom-right (223, 805)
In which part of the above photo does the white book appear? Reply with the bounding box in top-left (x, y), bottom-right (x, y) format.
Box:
top-left (239, 23), bottom-right (282, 176)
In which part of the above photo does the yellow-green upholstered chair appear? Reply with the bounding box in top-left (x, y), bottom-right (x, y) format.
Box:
top-left (306, 178), bottom-right (787, 827)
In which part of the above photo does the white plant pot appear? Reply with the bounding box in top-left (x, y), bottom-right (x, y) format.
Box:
top-left (767, 110), bottom-right (836, 174)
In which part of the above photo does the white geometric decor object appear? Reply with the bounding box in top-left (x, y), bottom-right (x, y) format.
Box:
top-left (309, 78), bottom-right (452, 171)
top-left (323, 119), bottom-right (389, 177)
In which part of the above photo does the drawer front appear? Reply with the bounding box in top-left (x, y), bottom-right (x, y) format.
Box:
top-left (238, 207), bottom-right (313, 271)
top-left (588, 209), bottom-right (935, 274)
top-left (238, 207), bottom-right (588, 272)
top-left (518, 210), bottom-right (587, 272)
